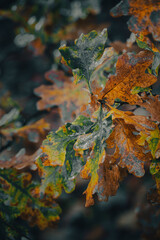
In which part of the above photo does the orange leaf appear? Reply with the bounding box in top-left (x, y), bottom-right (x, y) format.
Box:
top-left (107, 119), bottom-right (151, 177)
top-left (101, 51), bottom-right (157, 105)
top-left (111, 0), bottom-right (160, 41)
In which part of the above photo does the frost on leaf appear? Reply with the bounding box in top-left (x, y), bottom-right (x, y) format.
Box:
top-left (110, 0), bottom-right (160, 41)
top-left (37, 115), bottom-right (93, 199)
top-left (40, 115), bottom-right (93, 167)
top-left (74, 108), bottom-right (113, 206)
top-left (37, 108), bottom-right (114, 207)
top-left (59, 29), bottom-right (108, 88)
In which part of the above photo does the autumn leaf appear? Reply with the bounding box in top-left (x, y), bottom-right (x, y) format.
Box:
top-left (101, 51), bottom-right (157, 105)
top-left (136, 34), bottom-right (160, 75)
top-left (34, 77), bottom-right (90, 121)
top-left (44, 69), bottom-right (70, 86)
top-left (138, 127), bottom-right (160, 159)
top-left (37, 107), bottom-right (113, 207)
top-left (80, 143), bottom-right (106, 207)
top-left (110, 0), bottom-right (160, 41)
top-left (0, 169), bottom-right (61, 229)
top-left (36, 115), bottom-right (93, 201)
top-left (105, 105), bottom-right (159, 161)
top-left (74, 107), bottom-right (113, 206)
top-left (105, 105), bottom-right (156, 132)
top-left (140, 94), bottom-right (160, 123)
top-left (0, 148), bottom-right (41, 170)
top-left (36, 156), bottom-right (77, 199)
top-left (98, 159), bottom-right (127, 202)
top-left (59, 29), bottom-right (108, 91)
top-left (107, 119), bottom-right (150, 177)
top-left (40, 115), bottom-right (93, 167)
top-left (1, 119), bottom-right (50, 143)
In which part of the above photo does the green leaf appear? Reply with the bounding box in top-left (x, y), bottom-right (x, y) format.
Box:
top-left (131, 86), bottom-right (151, 94)
top-left (150, 160), bottom-right (160, 175)
top-left (59, 29), bottom-right (108, 91)
top-left (37, 109), bottom-right (113, 207)
top-left (37, 115), bottom-right (94, 198)
top-left (37, 152), bottom-right (80, 199)
top-left (41, 116), bottom-right (93, 167)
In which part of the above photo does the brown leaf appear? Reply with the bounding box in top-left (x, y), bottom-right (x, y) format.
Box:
top-left (140, 94), bottom-right (160, 122)
top-left (1, 119), bottom-right (50, 143)
top-left (0, 148), bottom-right (41, 169)
top-left (98, 160), bottom-right (126, 202)
top-left (101, 51), bottom-right (157, 105)
top-left (107, 119), bottom-right (150, 177)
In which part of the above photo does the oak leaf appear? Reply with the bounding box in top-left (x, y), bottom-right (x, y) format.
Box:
top-left (107, 119), bottom-right (150, 177)
top-left (74, 109), bottom-right (113, 206)
top-left (36, 157), bottom-right (77, 199)
top-left (59, 29), bottom-right (108, 89)
top-left (110, 0), bottom-right (160, 41)
top-left (98, 160), bottom-right (126, 202)
top-left (101, 51), bottom-right (157, 105)
top-left (35, 70), bottom-right (90, 121)
top-left (37, 109), bottom-right (113, 207)
top-left (40, 115), bottom-right (93, 167)
top-left (34, 77), bottom-right (89, 120)
top-left (140, 94), bottom-right (160, 123)
top-left (36, 115), bottom-right (94, 199)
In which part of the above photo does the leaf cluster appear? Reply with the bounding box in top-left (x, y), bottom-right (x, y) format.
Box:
top-left (0, 0), bottom-right (160, 238)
